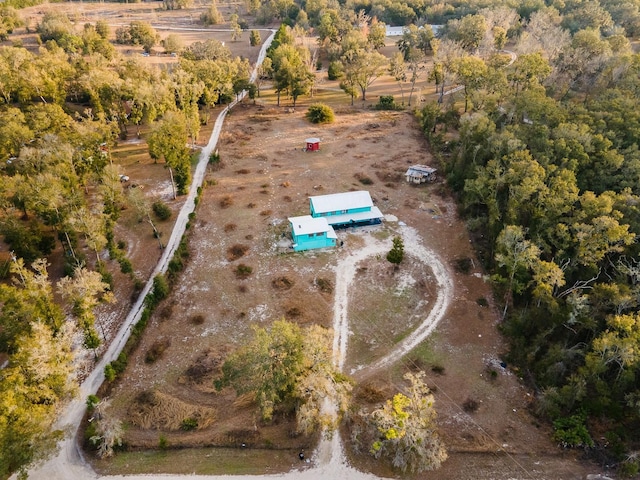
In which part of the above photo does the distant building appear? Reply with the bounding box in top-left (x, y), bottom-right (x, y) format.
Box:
top-left (289, 215), bottom-right (337, 252)
top-left (309, 190), bottom-right (383, 228)
top-left (385, 25), bottom-right (443, 37)
top-left (405, 165), bottom-right (437, 184)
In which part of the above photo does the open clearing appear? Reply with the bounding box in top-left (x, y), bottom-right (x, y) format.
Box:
top-left (96, 103), bottom-right (596, 479)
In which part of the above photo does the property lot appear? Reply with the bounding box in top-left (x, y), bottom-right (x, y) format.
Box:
top-left (96, 104), bottom-right (594, 478)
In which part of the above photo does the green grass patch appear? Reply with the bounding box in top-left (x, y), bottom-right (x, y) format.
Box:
top-left (93, 447), bottom-right (298, 476)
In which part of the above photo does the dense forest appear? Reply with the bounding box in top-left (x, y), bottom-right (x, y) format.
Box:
top-left (3, 0), bottom-right (640, 476)
top-left (416, 2), bottom-right (640, 476)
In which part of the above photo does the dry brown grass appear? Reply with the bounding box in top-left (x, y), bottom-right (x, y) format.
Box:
top-left (220, 195), bottom-right (233, 208)
top-left (315, 277), bottom-right (334, 294)
top-left (235, 169), bottom-right (251, 174)
top-left (224, 223), bottom-right (237, 232)
top-left (128, 390), bottom-right (216, 431)
top-left (259, 210), bottom-right (272, 216)
top-left (272, 276), bottom-right (294, 290)
top-left (227, 244), bottom-right (249, 261)
top-left (145, 338), bottom-right (171, 363)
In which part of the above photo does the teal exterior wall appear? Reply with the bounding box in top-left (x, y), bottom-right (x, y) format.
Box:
top-left (292, 232), bottom-right (336, 251)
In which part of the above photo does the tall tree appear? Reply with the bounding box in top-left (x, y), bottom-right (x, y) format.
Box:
top-left (369, 372), bottom-right (447, 473)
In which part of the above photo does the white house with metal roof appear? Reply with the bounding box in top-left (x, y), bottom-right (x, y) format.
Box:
top-left (309, 191), bottom-right (383, 227)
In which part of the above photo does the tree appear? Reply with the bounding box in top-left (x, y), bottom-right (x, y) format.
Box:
top-left (340, 48), bottom-right (386, 104)
top-left (387, 236), bottom-right (404, 265)
top-left (396, 24), bottom-right (434, 106)
top-left (451, 55), bottom-right (488, 112)
top-left (369, 372), bottom-right (447, 473)
top-left (201, 0), bottom-right (223, 25)
top-left (215, 319), bottom-right (350, 426)
top-left (58, 266), bottom-right (114, 349)
top-left (89, 399), bottom-right (124, 458)
top-left (494, 225), bottom-right (540, 317)
top-left (0, 7), bottom-right (22, 41)
top-left (389, 52), bottom-right (407, 105)
top-left (216, 319), bottom-right (305, 422)
top-left (162, 34), bottom-right (183, 54)
top-left (269, 44), bottom-right (313, 106)
top-left (0, 321), bottom-right (76, 479)
top-left (147, 111), bottom-right (192, 194)
top-left (445, 14), bottom-right (487, 51)
top-left (116, 21), bottom-right (158, 53)
top-left (0, 258), bottom-right (64, 352)
top-left (250, 30), bottom-right (261, 47)
top-left (230, 14), bottom-right (242, 42)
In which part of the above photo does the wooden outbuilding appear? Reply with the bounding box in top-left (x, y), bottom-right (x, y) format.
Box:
top-left (305, 138), bottom-right (320, 151)
top-left (405, 165), bottom-right (437, 184)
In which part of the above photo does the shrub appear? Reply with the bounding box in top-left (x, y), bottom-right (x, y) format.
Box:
top-left (454, 257), bottom-right (473, 274)
top-left (153, 201), bottom-right (172, 221)
top-left (104, 363), bottom-right (116, 382)
top-left (190, 314), bottom-right (205, 325)
top-left (235, 263), bottom-right (253, 279)
top-left (387, 236), bottom-right (404, 265)
top-left (224, 223), bottom-right (237, 232)
top-left (112, 352), bottom-right (128, 374)
top-left (272, 276), bottom-right (294, 290)
top-left (87, 394), bottom-right (100, 410)
top-left (374, 95), bottom-right (402, 110)
top-left (119, 258), bottom-right (133, 274)
top-left (306, 103), bottom-right (335, 124)
top-left (145, 339), bottom-right (171, 363)
top-left (181, 417), bottom-right (198, 431)
top-left (315, 277), bottom-right (333, 294)
top-left (227, 244), bottom-right (249, 261)
top-left (354, 173), bottom-right (374, 185)
top-left (327, 61), bottom-right (343, 80)
top-left (146, 274), bottom-right (169, 307)
top-left (553, 414), bottom-right (594, 448)
top-left (249, 30), bottom-right (261, 46)
top-left (220, 195), bottom-right (233, 208)
top-left (159, 434), bottom-right (168, 450)
top-left (462, 398), bottom-right (479, 413)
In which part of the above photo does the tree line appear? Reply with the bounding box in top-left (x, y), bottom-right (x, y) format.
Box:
top-left (0, 11), bottom-right (254, 478)
top-left (416, 1), bottom-right (640, 475)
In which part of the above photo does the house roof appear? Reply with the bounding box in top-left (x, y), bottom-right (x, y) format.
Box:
top-left (288, 215), bottom-right (335, 237)
top-left (324, 207), bottom-right (384, 226)
top-left (310, 191), bottom-right (373, 214)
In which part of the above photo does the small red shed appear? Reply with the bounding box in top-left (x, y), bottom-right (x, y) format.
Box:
top-left (305, 137), bottom-right (320, 151)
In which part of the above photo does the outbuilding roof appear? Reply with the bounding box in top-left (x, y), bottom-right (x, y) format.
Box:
top-left (406, 164), bottom-right (437, 176)
top-left (288, 215), bottom-right (336, 238)
top-left (305, 137), bottom-right (320, 143)
top-left (310, 191), bottom-right (374, 214)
